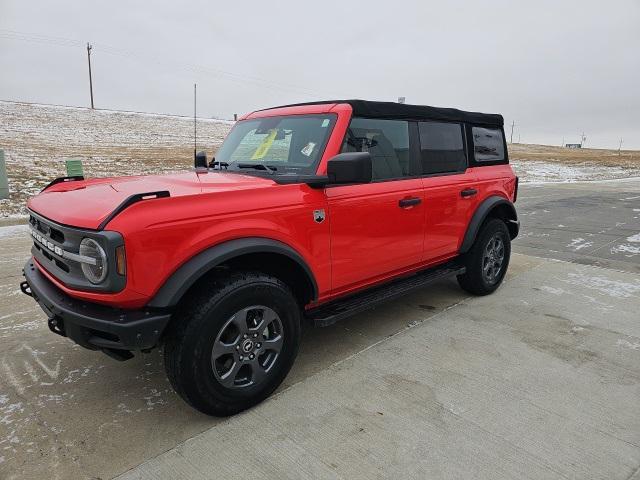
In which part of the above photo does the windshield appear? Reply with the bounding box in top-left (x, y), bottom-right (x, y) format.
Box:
top-left (215, 114), bottom-right (337, 175)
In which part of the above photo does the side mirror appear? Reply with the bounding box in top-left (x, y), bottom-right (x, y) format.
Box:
top-left (326, 152), bottom-right (372, 184)
top-left (194, 151), bottom-right (207, 169)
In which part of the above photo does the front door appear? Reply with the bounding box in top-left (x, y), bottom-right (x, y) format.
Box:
top-left (326, 118), bottom-right (424, 294)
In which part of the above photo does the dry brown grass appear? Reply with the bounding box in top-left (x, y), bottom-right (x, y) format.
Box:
top-left (508, 143), bottom-right (640, 168)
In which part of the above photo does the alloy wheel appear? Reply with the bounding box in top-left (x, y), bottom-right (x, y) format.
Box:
top-left (211, 305), bottom-right (283, 389)
top-left (482, 234), bottom-right (505, 284)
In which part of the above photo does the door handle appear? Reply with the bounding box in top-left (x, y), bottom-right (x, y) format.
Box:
top-left (399, 197), bottom-right (422, 208)
top-left (460, 188), bottom-right (478, 198)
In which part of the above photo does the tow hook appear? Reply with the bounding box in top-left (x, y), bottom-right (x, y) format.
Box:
top-left (48, 316), bottom-right (66, 337)
top-left (20, 280), bottom-right (32, 297)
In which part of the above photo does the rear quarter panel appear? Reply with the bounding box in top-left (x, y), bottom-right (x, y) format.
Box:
top-left (472, 164), bottom-right (517, 204)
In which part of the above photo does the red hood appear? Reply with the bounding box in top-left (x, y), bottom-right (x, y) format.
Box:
top-left (28, 171), bottom-right (274, 229)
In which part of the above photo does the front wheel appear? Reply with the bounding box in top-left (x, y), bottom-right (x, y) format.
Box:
top-left (163, 272), bottom-right (301, 416)
top-left (457, 218), bottom-right (511, 296)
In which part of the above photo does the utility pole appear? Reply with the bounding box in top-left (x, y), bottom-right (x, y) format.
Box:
top-left (510, 121), bottom-right (516, 144)
top-left (619, 137), bottom-right (623, 155)
top-left (580, 132), bottom-right (586, 148)
top-left (86, 43), bottom-right (94, 109)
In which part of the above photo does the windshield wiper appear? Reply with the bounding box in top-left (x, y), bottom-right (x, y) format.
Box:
top-left (237, 163), bottom-right (278, 174)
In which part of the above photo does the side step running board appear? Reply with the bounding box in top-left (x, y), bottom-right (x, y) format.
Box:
top-left (305, 259), bottom-right (465, 327)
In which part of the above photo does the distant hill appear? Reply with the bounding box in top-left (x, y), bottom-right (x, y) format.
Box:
top-left (1, 101), bottom-right (639, 217)
top-left (0, 101), bottom-right (233, 217)
top-left (508, 143), bottom-right (640, 168)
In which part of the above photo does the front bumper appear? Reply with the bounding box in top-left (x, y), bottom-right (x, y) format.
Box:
top-left (21, 259), bottom-right (171, 354)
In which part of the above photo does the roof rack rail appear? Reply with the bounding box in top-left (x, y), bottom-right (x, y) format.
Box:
top-left (98, 191), bottom-right (170, 230)
top-left (41, 176), bottom-right (85, 192)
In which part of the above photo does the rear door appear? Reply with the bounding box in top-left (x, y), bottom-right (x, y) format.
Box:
top-left (326, 118), bottom-right (424, 294)
top-left (417, 121), bottom-right (479, 261)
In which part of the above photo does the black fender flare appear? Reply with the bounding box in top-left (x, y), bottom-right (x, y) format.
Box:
top-left (148, 237), bottom-right (318, 308)
top-left (459, 196), bottom-right (519, 253)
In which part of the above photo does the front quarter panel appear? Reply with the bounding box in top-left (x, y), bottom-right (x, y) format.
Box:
top-left (106, 182), bottom-right (331, 307)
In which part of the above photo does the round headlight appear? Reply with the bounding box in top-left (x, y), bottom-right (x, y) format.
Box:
top-left (79, 238), bottom-right (108, 284)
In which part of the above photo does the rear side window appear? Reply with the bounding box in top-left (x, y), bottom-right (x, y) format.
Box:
top-left (418, 122), bottom-right (466, 174)
top-left (472, 127), bottom-right (505, 162)
top-left (341, 118), bottom-right (410, 180)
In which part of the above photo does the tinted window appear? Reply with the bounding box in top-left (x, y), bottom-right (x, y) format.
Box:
top-left (472, 127), bottom-right (505, 162)
top-left (341, 118), bottom-right (410, 180)
top-left (418, 122), bottom-right (466, 174)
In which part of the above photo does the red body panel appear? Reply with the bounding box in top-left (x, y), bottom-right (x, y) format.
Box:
top-left (27, 102), bottom-right (516, 310)
top-left (327, 179), bottom-right (424, 294)
top-left (422, 169), bottom-right (480, 261)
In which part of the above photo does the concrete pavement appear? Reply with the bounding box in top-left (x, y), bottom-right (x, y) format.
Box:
top-left (515, 178), bottom-right (640, 274)
top-left (0, 178), bottom-right (638, 479)
top-left (118, 256), bottom-right (640, 480)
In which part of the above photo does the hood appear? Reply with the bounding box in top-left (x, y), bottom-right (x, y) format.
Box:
top-left (28, 171), bottom-right (274, 230)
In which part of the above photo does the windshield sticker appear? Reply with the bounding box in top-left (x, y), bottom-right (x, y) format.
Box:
top-left (251, 129), bottom-right (278, 160)
top-left (301, 142), bottom-right (316, 157)
top-left (321, 119), bottom-right (330, 127)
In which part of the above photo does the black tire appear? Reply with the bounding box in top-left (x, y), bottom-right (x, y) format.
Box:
top-left (163, 271), bottom-right (301, 416)
top-left (457, 218), bottom-right (511, 296)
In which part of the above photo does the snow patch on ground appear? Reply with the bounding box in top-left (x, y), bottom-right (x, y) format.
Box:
top-left (611, 233), bottom-right (640, 257)
top-left (1, 101), bottom-right (233, 217)
top-left (562, 272), bottom-right (640, 299)
top-left (567, 238), bottom-right (593, 251)
top-left (0, 224), bottom-right (28, 238)
top-left (611, 244), bottom-right (640, 257)
top-left (616, 339), bottom-right (640, 350)
top-left (512, 160), bottom-right (640, 184)
top-left (539, 285), bottom-right (566, 295)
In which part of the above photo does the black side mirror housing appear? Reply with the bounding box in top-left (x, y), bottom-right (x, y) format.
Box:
top-left (194, 151), bottom-right (207, 169)
top-left (326, 152), bottom-right (372, 185)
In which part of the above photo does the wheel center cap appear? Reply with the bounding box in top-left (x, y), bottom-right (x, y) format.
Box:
top-left (241, 339), bottom-right (255, 353)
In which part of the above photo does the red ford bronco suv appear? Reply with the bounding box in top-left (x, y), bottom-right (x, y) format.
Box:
top-left (21, 100), bottom-right (518, 416)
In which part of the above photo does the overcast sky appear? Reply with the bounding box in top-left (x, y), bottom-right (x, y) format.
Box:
top-left (1, 0), bottom-right (639, 149)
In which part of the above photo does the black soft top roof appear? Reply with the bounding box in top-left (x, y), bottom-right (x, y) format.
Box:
top-left (261, 99), bottom-right (503, 127)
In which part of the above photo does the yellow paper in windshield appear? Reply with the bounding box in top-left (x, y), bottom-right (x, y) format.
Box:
top-left (251, 129), bottom-right (277, 160)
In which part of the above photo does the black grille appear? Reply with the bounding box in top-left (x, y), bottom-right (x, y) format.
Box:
top-left (30, 215), bottom-right (65, 243)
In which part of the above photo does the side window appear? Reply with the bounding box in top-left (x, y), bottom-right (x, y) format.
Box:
top-left (341, 118), bottom-right (410, 180)
top-left (472, 127), bottom-right (505, 162)
top-left (418, 122), bottom-right (466, 174)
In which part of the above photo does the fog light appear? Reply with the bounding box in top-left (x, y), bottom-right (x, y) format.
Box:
top-left (79, 238), bottom-right (108, 284)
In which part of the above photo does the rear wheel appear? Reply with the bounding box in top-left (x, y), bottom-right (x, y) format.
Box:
top-left (457, 218), bottom-right (511, 295)
top-left (163, 271), bottom-right (301, 416)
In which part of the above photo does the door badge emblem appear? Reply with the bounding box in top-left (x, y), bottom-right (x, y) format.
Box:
top-left (313, 209), bottom-right (326, 223)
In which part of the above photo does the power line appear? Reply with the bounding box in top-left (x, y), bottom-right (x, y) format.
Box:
top-left (0, 29), bottom-right (344, 99)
